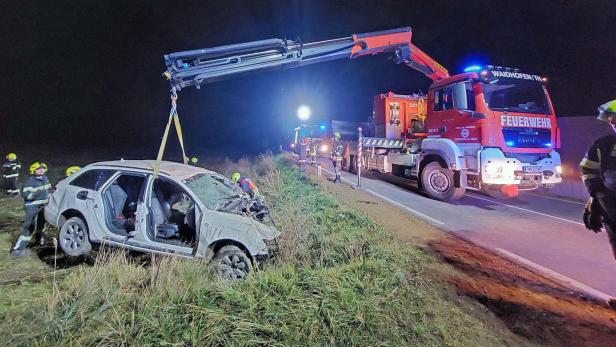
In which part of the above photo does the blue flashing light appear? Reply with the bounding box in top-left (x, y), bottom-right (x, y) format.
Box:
top-left (464, 65), bottom-right (483, 73)
top-left (505, 141), bottom-right (515, 147)
top-left (544, 143), bottom-right (552, 147)
top-left (320, 125), bottom-right (326, 130)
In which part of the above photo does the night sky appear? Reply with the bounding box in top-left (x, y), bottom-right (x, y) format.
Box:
top-left (1, 0), bottom-right (615, 157)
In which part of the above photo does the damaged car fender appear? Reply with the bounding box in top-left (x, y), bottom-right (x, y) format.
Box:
top-left (196, 209), bottom-right (281, 260)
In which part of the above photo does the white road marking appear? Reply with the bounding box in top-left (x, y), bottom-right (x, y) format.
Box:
top-left (365, 189), bottom-right (446, 226)
top-left (321, 167), bottom-right (356, 185)
top-left (320, 166), bottom-right (445, 225)
top-left (495, 248), bottom-right (614, 303)
top-left (466, 194), bottom-right (585, 226)
top-left (525, 192), bottom-right (585, 205)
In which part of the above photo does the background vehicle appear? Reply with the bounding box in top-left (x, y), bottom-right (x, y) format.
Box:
top-left (346, 67), bottom-right (562, 201)
top-left (162, 27), bottom-right (561, 201)
top-left (44, 160), bottom-right (279, 279)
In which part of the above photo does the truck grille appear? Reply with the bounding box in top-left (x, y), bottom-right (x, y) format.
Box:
top-left (502, 127), bottom-right (552, 149)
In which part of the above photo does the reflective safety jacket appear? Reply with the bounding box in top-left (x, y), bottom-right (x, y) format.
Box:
top-left (2, 160), bottom-right (21, 180)
top-left (580, 134), bottom-right (616, 196)
top-left (309, 144), bottom-right (317, 156)
top-left (238, 177), bottom-right (258, 195)
top-left (21, 174), bottom-right (51, 206)
top-left (331, 138), bottom-right (344, 161)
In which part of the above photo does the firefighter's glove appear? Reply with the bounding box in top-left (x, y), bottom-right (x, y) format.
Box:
top-left (583, 197), bottom-right (603, 233)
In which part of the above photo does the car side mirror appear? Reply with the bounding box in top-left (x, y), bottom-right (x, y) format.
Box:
top-left (77, 191), bottom-right (90, 200)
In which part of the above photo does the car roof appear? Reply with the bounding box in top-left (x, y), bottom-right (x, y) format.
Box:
top-left (87, 160), bottom-right (218, 180)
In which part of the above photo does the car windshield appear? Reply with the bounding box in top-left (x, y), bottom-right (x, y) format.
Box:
top-left (184, 173), bottom-right (241, 210)
top-left (481, 79), bottom-right (550, 114)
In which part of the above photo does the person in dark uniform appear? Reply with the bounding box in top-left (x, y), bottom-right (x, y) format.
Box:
top-left (2, 153), bottom-right (21, 196)
top-left (331, 132), bottom-right (344, 183)
top-left (581, 100), bottom-right (616, 260)
top-left (10, 162), bottom-right (51, 257)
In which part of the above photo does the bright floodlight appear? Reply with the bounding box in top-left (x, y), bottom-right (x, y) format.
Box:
top-left (297, 105), bottom-right (311, 121)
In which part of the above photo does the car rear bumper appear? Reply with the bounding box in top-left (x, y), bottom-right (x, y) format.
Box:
top-left (44, 206), bottom-right (59, 228)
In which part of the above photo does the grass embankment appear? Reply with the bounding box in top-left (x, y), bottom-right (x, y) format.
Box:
top-left (1, 155), bottom-right (506, 345)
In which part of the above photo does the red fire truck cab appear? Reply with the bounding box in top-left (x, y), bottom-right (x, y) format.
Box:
top-left (358, 65), bottom-right (562, 201)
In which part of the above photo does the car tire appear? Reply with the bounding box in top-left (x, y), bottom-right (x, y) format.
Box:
top-left (213, 245), bottom-right (253, 280)
top-left (421, 162), bottom-right (465, 201)
top-left (59, 216), bottom-right (92, 257)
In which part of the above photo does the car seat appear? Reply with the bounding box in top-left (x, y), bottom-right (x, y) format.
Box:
top-left (108, 183), bottom-right (128, 229)
top-left (150, 191), bottom-right (179, 239)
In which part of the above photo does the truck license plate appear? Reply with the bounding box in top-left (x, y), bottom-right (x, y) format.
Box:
top-left (523, 166), bottom-right (542, 173)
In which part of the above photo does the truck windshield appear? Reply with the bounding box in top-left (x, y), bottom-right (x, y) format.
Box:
top-left (481, 79), bottom-right (550, 115)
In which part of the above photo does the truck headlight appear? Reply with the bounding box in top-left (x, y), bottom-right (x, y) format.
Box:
top-left (555, 165), bottom-right (562, 174)
top-left (320, 144), bottom-right (329, 153)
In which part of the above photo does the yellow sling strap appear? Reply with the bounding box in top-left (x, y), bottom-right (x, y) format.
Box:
top-left (153, 89), bottom-right (188, 179)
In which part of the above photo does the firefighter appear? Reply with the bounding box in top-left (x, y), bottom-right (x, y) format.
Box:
top-left (231, 172), bottom-right (259, 197)
top-left (2, 153), bottom-right (21, 196)
top-left (298, 137), bottom-right (308, 165)
top-left (309, 142), bottom-right (318, 166)
top-left (65, 165), bottom-right (81, 177)
top-left (580, 100), bottom-right (616, 260)
top-left (10, 162), bottom-right (52, 256)
top-left (331, 132), bottom-right (344, 183)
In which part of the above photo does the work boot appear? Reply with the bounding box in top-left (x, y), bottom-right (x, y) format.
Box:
top-left (10, 248), bottom-right (32, 257)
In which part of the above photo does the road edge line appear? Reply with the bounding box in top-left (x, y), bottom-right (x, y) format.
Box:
top-left (308, 159), bottom-right (615, 306)
top-left (494, 247), bottom-right (615, 305)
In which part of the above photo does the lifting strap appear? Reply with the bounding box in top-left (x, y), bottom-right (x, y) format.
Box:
top-left (153, 88), bottom-right (189, 179)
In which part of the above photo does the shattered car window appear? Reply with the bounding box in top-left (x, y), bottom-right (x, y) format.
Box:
top-left (184, 173), bottom-right (242, 210)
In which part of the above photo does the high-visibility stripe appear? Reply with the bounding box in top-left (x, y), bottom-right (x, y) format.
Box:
top-left (7, 189), bottom-right (20, 194)
top-left (22, 184), bottom-right (51, 193)
top-left (582, 173), bottom-right (599, 181)
top-left (24, 199), bottom-right (48, 206)
top-left (3, 173), bottom-right (18, 178)
top-left (580, 157), bottom-right (601, 170)
top-left (12, 235), bottom-right (32, 250)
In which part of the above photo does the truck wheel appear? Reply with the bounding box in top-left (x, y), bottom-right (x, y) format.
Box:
top-left (421, 162), bottom-right (465, 201)
top-left (59, 216), bottom-right (92, 257)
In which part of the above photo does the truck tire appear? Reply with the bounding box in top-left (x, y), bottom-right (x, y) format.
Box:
top-left (421, 162), bottom-right (465, 201)
top-left (343, 155), bottom-right (356, 173)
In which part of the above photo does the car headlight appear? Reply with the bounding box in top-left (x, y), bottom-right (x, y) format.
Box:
top-left (485, 163), bottom-right (503, 174)
top-left (555, 165), bottom-right (562, 174)
top-left (320, 144), bottom-right (329, 153)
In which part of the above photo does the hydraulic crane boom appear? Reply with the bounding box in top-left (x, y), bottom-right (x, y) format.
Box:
top-left (163, 27), bottom-right (449, 91)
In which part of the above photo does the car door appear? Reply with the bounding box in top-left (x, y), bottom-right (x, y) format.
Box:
top-left (64, 168), bottom-right (118, 242)
top-left (97, 172), bottom-right (148, 244)
top-left (128, 175), bottom-right (197, 258)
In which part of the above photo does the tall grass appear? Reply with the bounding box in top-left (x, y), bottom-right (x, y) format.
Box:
top-left (2, 155), bottom-right (501, 346)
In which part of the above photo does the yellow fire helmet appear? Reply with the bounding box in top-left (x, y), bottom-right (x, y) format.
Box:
top-left (5, 153), bottom-right (17, 161)
top-left (190, 157), bottom-right (198, 164)
top-left (65, 166), bottom-right (81, 177)
top-left (597, 100), bottom-right (616, 123)
top-left (29, 162), bottom-right (48, 175)
top-left (231, 172), bottom-right (241, 183)
top-left (334, 132), bottom-right (341, 139)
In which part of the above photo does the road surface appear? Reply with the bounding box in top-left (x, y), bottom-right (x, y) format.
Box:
top-left (315, 158), bottom-right (616, 301)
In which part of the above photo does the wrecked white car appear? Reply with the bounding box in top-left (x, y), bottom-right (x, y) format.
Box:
top-left (44, 160), bottom-right (279, 279)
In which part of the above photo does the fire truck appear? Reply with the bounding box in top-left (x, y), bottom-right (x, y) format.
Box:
top-left (350, 65), bottom-right (561, 201)
top-left (163, 27), bottom-right (561, 201)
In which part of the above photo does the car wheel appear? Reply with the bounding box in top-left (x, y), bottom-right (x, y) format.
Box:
top-left (214, 245), bottom-right (253, 280)
top-left (59, 217), bottom-right (92, 256)
top-left (421, 162), bottom-right (465, 201)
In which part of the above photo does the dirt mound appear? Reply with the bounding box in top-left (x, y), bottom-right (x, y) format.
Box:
top-left (431, 237), bottom-right (616, 346)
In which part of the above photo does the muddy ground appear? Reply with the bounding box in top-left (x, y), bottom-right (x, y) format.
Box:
top-left (306, 166), bottom-right (616, 346)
